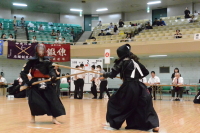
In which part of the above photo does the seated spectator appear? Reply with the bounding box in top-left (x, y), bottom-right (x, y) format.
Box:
top-left (38, 24), bottom-right (44, 30)
top-left (159, 19), bottom-right (166, 26)
top-left (13, 16), bottom-right (17, 26)
top-left (32, 36), bottom-right (37, 43)
top-left (152, 18), bottom-right (159, 26)
top-left (0, 75), bottom-right (7, 85)
top-left (108, 23), bottom-right (114, 29)
top-left (174, 30), bottom-right (182, 38)
top-left (20, 17), bottom-right (25, 29)
top-left (128, 22), bottom-right (134, 27)
top-left (0, 23), bottom-right (3, 30)
top-left (146, 23), bottom-right (153, 29)
top-left (148, 71), bottom-right (160, 100)
top-left (172, 73), bottom-right (184, 101)
top-left (1, 34), bottom-right (7, 41)
top-left (97, 21), bottom-right (102, 26)
top-left (189, 15), bottom-right (197, 23)
top-left (51, 29), bottom-right (56, 36)
top-left (119, 19), bottom-right (124, 27)
top-left (56, 30), bottom-right (62, 37)
top-left (184, 7), bottom-right (191, 19)
top-left (61, 74), bottom-right (68, 83)
top-left (8, 34), bottom-right (14, 41)
top-left (61, 37), bottom-right (66, 44)
top-left (194, 10), bottom-right (199, 17)
top-left (98, 30), bottom-right (105, 36)
top-left (125, 34), bottom-right (132, 42)
top-left (55, 37), bottom-right (61, 44)
top-left (27, 22), bottom-right (34, 27)
top-left (113, 25), bottom-right (119, 35)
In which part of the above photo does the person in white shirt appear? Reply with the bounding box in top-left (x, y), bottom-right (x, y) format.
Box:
top-left (148, 71), bottom-right (160, 100)
top-left (74, 64), bottom-right (85, 99)
top-left (55, 37), bottom-right (61, 44)
top-left (108, 23), bottom-right (114, 29)
top-left (38, 24), bottom-right (44, 31)
top-left (139, 77), bottom-right (147, 84)
top-left (125, 34), bottom-right (132, 42)
top-left (61, 37), bottom-right (66, 44)
top-left (0, 75), bottom-right (7, 85)
top-left (172, 73), bottom-right (184, 101)
top-left (8, 34), bottom-right (14, 41)
top-left (32, 36), bottom-right (37, 43)
top-left (97, 21), bottom-right (102, 26)
top-left (61, 74), bottom-right (68, 83)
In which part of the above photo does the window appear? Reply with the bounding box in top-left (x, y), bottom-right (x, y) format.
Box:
top-left (160, 67), bottom-right (170, 73)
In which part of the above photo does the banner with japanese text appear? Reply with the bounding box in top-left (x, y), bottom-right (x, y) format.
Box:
top-left (45, 44), bottom-right (70, 62)
top-left (0, 40), bottom-right (3, 55)
top-left (7, 41), bottom-right (37, 59)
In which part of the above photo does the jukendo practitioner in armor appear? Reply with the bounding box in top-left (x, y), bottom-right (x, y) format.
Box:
top-left (100, 44), bottom-right (159, 132)
top-left (20, 44), bottom-right (66, 124)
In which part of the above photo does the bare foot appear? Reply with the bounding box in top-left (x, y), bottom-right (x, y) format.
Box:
top-left (30, 116), bottom-right (35, 123)
top-left (153, 127), bottom-right (159, 132)
top-left (52, 117), bottom-right (61, 125)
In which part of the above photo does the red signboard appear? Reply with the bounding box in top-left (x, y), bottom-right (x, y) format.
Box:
top-left (45, 44), bottom-right (70, 62)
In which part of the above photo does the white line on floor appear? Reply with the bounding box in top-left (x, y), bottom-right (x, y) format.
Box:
top-left (27, 126), bottom-right (52, 129)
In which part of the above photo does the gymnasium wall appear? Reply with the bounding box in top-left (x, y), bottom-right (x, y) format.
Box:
top-left (1, 57), bottom-right (199, 88)
top-left (0, 2), bottom-right (197, 26)
top-left (11, 10), bottom-right (60, 23)
top-left (98, 13), bottom-right (122, 23)
top-left (0, 8), bottom-right (11, 19)
top-left (124, 10), bottom-right (152, 21)
top-left (194, 3), bottom-right (200, 13)
top-left (60, 14), bottom-right (84, 29)
top-left (167, 3), bottom-right (192, 17)
top-left (124, 3), bottom-right (193, 21)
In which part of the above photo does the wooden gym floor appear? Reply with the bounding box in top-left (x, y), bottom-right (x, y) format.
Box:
top-left (0, 95), bottom-right (199, 133)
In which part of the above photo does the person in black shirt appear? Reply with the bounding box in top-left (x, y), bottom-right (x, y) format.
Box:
top-left (119, 19), bottom-right (124, 28)
top-left (184, 7), bottom-right (191, 19)
top-left (90, 65), bottom-right (97, 99)
top-left (153, 18), bottom-right (159, 26)
top-left (54, 63), bottom-right (61, 96)
top-left (98, 30), bottom-right (105, 36)
top-left (146, 23), bottom-right (153, 29)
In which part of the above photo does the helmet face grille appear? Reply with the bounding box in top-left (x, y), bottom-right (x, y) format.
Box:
top-left (35, 44), bottom-right (46, 58)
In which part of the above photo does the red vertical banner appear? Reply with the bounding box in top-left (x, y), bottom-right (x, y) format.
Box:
top-left (45, 44), bottom-right (70, 62)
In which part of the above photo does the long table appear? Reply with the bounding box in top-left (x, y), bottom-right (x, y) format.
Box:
top-left (147, 84), bottom-right (199, 100)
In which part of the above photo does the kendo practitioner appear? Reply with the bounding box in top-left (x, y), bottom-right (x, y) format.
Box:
top-left (100, 44), bottom-right (159, 132)
top-left (20, 44), bottom-right (66, 124)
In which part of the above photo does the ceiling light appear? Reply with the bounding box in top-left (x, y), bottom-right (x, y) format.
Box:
top-left (13, 3), bottom-right (27, 6)
top-left (149, 55), bottom-right (167, 57)
top-left (96, 8), bottom-right (108, 12)
top-left (70, 9), bottom-right (83, 12)
top-left (147, 1), bottom-right (161, 5)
